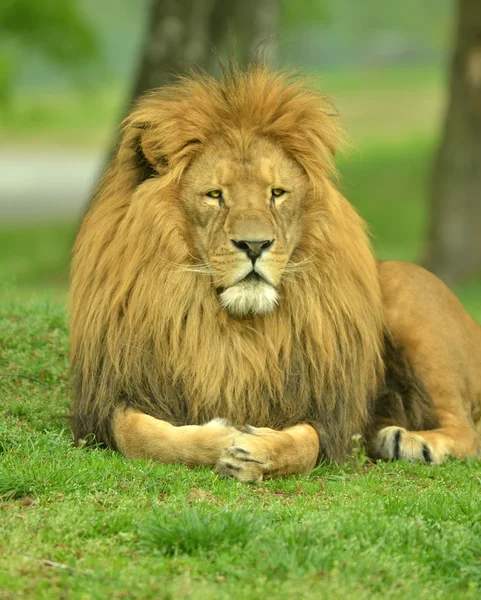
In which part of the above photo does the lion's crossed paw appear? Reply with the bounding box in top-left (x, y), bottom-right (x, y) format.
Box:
top-left (216, 428), bottom-right (274, 483)
top-left (375, 426), bottom-right (444, 465)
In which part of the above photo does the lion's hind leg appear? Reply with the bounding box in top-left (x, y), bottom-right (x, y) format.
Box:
top-left (112, 408), bottom-right (240, 466)
top-left (374, 422), bottom-right (480, 465)
top-left (375, 426), bottom-right (436, 463)
top-left (369, 331), bottom-right (481, 465)
top-left (375, 261), bottom-right (481, 465)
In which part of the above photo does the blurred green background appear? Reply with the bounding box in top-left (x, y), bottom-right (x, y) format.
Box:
top-left (0, 0), bottom-right (479, 318)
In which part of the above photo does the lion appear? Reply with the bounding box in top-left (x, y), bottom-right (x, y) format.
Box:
top-left (70, 66), bottom-right (481, 482)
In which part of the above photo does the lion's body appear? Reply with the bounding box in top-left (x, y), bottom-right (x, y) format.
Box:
top-left (373, 261), bottom-right (481, 461)
top-left (70, 67), bottom-right (481, 481)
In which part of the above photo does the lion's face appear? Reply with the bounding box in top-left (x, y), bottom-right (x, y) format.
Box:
top-left (180, 136), bottom-right (310, 316)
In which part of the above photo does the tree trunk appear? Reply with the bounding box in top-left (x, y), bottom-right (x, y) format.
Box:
top-left (131, 0), bottom-right (279, 101)
top-left (425, 0), bottom-right (481, 285)
top-left (130, 0), bottom-right (217, 99)
top-left (233, 0), bottom-right (279, 68)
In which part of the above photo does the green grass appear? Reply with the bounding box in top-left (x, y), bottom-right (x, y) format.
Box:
top-left (0, 223), bottom-right (76, 295)
top-left (1, 303), bottom-right (481, 598)
top-left (339, 136), bottom-right (432, 262)
top-left (0, 88), bottom-right (125, 148)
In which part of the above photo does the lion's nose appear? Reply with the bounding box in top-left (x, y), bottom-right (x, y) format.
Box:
top-left (231, 239), bottom-right (274, 263)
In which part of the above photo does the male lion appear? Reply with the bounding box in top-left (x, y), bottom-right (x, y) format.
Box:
top-left (70, 67), bottom-right (481, 482)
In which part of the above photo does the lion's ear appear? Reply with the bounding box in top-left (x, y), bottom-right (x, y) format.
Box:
top-left (116, 123), bottom-right (169, 185)
top-left (131, 127), bottom-right (168, 182)
top-left (119, 120), bottom-right (202, 186)
top-left (138, 127), bottom-right (169, 173)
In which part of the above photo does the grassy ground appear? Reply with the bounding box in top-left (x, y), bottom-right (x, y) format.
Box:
top-left (1, 67), bottom-right (480, 598)
top-left (1, 297), bottom-right (481, 599)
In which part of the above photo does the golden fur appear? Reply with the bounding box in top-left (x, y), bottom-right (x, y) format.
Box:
top-left (70, 66), bottom-right (481, 479)
top-left (70, 67), bottom-right (383, 463)
top-left (373, 261), bottom-right (481, 464)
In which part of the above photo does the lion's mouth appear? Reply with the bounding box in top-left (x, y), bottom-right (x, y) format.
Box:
top-left (243, 271), bottom-right (263, 283)
top-left (218, 270), bottom-right (278, 317)
top-left (216, 270), bottom-right (267, 295)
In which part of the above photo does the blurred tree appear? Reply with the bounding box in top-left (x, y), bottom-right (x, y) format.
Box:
top-left (229, 0), bottom-right (279, 68)
top-left (131, 0), bottom-right (279, 101)
top-left (426, 0), bottom-right (481, 285)
top-left (0, 0), bottom-right (98, 105)
top-left (131, 0), bottom-right (215, 98)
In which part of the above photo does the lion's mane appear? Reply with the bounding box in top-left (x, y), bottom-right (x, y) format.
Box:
top-left (70, 67), bottom-right (385, 461)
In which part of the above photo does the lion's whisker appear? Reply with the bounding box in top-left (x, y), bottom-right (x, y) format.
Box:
top-left (162, 267), bottom-right (215, 276)
top-left (157, 255), bottom-right (213, 272)
top-left (156, 254), bottom-right (210, 268)
top-left (286, 254), bottom-right (315, 269)
top-left (181, 268), bottom-right (215, 275)
top-left (280, 272), bottom-right (303, 283)
top-left (282, 266), bottom-right (308, 273)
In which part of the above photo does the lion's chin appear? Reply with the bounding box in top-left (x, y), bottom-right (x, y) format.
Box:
top-left (219, 278), bottom-right (279, 317)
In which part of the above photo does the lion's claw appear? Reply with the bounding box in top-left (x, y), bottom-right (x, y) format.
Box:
top-left (216, 438), bottom-right (268, 482)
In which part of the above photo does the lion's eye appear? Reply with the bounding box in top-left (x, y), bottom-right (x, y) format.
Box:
top-left (205, 189), bottom-right (224, 207)
top-left (271, 188), bottom-right (286, 199)
top-left (206, 189), bottom-right (222, 199)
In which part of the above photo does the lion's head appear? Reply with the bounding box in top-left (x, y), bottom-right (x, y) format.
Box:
top-left (122, 67), bottom-right (341, 319)
top-left (180, 136), bottom-right (310, 316)
top-left (70, 67), bottom-right (384, 461)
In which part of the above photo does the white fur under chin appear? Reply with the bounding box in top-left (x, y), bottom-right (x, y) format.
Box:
top-left (220, 279), bottom-right (279, 316)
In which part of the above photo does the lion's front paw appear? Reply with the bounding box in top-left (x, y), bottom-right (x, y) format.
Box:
top-left (216, 428), bottom-right (274, 483)
top-left (375, 426), bottom-right (442, 464)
